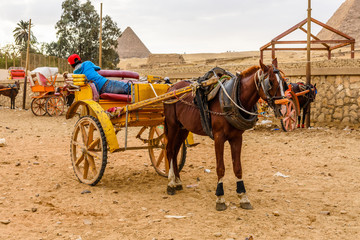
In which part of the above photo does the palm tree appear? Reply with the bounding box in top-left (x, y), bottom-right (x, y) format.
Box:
top-left (13, 20), bottom-right (37, 49)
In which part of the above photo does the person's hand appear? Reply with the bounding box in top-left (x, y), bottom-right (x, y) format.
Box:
top-left (63, 72), bottom-right (69, 79)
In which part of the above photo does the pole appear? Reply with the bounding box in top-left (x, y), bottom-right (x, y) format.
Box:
top-left (305, 0), bottom-right (311, 128)
top-left (23, 19), bottom-right (31, 110)
top-left (99, 3), bottom-right (103, 68)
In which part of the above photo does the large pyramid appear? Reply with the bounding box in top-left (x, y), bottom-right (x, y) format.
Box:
top-left (117, 27), bottom-right (151, 58)
top-left (317, 0), bottom-right (360, 48)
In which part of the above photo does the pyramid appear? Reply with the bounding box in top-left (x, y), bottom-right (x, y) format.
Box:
top-left (317, 0), bottom-right (359, 48)
top-left (117, 27), bottom-right (151, 58)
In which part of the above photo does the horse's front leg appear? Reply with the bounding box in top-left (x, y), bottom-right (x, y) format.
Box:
top-left (229, 136), bottom-right (253, 210)
top-left (214, 136), bottom-right (227, 211)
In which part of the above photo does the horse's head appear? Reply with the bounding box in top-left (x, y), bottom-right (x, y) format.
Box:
top-left (309, 83), bottom-right (317, 101)
top-left (14, 80), bottom-right (20, 90)
top-left (257, 58), bottom-right (286, 118)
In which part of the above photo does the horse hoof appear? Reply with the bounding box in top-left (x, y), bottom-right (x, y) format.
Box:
top-left (175, 185), bottom-right (183, 191)
top-left (167, 186), bottom-right (176, 195)
top-left (216, 203), bottom-right (227, 211)
top-left (240, 202), bottom-right (253, 210)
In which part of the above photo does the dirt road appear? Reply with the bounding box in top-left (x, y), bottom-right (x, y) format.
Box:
top-left (0, 108), bottom-right (359, 240)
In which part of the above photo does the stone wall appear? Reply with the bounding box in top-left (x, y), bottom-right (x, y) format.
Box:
top-left (285, 71), bottom-right (360, 127)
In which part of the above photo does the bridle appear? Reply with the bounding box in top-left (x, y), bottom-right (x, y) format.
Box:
top-left (254, 65), bottom-right (285, 109)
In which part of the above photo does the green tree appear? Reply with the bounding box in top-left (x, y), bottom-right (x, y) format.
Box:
top-left (13, 20), bottom-right (37, 51)
top-left (50, 0), bottom-right (121, 69)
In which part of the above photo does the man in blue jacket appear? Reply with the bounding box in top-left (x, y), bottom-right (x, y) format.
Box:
top-left (68, 54), bottom-right (130, 94)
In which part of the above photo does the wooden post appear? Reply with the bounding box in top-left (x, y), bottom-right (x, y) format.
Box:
top-left (260, 50), bottom-right (264, 62)
top-left (99, 3), bottom-right (103, 68)
top-left (271, 43), bottom-right (275, 59)
top-left (305, 0), bottom-right (311, 128)
top-left (23, 19), bottom-right (31, 110)
top-left (351, 43), bottom-right (355, 59)
top-left (328, 50), bottom-right (331, 60)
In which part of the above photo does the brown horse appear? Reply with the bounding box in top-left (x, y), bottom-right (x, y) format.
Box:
top-left (0, 80), bottom-right (20, 109)
top-left (164, 59), bottom-right (286, 211)
top-left (290, 82), bottom-right (317, 128)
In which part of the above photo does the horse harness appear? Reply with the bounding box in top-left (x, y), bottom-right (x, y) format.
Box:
top-left (291, 82), bottom-right (316, 110)
top-left (254, 65), bottom-right (286, 110)
top-left (172, 66), bottom-right (286, 139)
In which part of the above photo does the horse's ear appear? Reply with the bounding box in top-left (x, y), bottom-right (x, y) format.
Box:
top-left (272, 58), bottom-right (278, 68)
top-left (259, 59), bottom-right (267, 71)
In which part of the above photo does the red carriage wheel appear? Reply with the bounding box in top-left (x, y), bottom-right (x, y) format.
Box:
top-left (46, 95), bottom-right (65, 116)
top-left (31, 98), bottom-right (47, 116)
top-left (280, 99), bottom-right (298, 132)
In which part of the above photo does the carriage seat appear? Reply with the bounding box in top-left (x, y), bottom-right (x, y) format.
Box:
top-left (100, 93), bottom-right (131, 102)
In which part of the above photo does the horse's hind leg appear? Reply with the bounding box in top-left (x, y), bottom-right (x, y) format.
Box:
top-left (165, 119), bottom-right (187, 195)
top-left (229, 136), bottom-right (253, 210)
top-left (172, 128), bottom-right (189, 191)
top-left (302, 108), bottom-right (306, 128)
top-left (214, 135), bottom-right (227, 211)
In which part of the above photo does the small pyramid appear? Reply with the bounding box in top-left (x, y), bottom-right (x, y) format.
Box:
top-left (117, 27), bottom-right (151, 58)
top-left (317, 0), bottom-right (359, 47)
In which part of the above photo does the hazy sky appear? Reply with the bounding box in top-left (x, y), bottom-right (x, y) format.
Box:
top-left (0, 0), bottom-right (345, 53)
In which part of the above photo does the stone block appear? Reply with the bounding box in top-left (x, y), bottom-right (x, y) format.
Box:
top-left (342, 117), bottom-right (350, 124)
top-left (317, 113), bottom-right (325, 122)
top-left (333, 109), bottom-right (343, 120)
top-left (325, 114), bottom-right (332, 122)
top-left (350, 104), bottom-right (358, 111)
top-left (336, 84), bottom-right (344, 92)
top-left (327, 76), bottom-right (336, 84)
top-left (350, 82), bottom-right (360, 89)
top-left (350, 111), bottom-right (358, 119)
top-left (335, 75), bottom-right (343, 85)
top-left (349, 76), bottom-right (359, 83)
top-left (335, 98), bottom-right (344, 106)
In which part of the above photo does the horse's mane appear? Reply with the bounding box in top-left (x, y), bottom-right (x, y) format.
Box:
top-left (240, 66), bottom-right (260, 78)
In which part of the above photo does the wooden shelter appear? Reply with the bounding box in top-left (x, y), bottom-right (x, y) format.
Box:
top-left (260, 18), bottom-right (355, 61)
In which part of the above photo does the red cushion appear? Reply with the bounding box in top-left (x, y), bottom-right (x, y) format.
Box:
top-left (100, 93), bottom-right (131, 102)
top-left (97, 70), bottom-right (139, 79)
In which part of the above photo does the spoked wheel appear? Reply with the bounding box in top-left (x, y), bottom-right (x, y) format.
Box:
top-left (148, 125), bottom-right (186, 177)
top-left (71, 116), bottom-right (107, 185)
top-left (280, 99), bottom-right (298, 132)
top-left (46, 95), bottom-right (65, 116)
top-left (31, 98), bottom-right (47, 116)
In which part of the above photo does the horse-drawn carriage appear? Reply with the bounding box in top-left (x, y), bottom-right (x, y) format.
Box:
top-left (65, 59), bottom-right (288, 211)
top-left (28, 67), bottom-right (76, 116)
top-left (64, 70), bottom-right (203, 185)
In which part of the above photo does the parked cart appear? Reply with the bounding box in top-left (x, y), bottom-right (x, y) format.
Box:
top-left (28, 67), bottom-right (75, 116)
top-left (65, 70), bottom-right (213, 185)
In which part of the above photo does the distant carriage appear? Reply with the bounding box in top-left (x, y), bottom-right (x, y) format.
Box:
top-left (28, 67), bottom-right (76, 116)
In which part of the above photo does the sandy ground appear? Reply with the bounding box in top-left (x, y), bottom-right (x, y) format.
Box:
top-left (0, 107), bottom-right (360, 240)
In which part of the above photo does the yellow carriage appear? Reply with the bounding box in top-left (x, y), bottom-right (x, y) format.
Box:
top-left (65, 70), bottom-right (202, 185)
